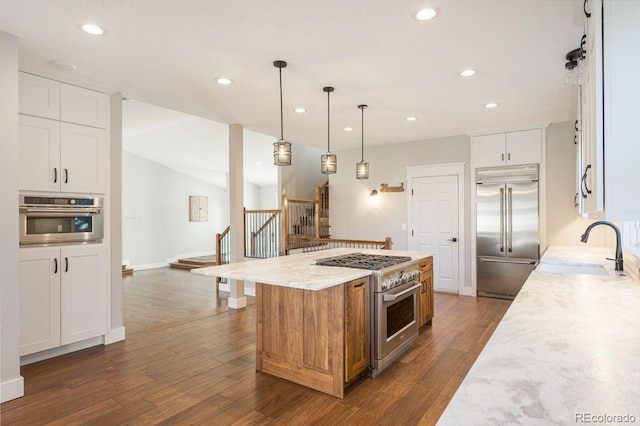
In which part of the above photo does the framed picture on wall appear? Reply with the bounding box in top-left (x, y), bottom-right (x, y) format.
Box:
top-left (189, 196), bottom-right (208, 222)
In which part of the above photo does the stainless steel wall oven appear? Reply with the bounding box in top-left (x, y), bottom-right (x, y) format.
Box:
top-left (19, 195), bottom-right (104, 246)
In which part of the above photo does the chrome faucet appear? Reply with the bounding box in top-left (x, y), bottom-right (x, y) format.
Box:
top-left (580, 221), bottom-right (623, 271)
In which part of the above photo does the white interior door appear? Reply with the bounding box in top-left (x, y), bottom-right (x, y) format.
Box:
top-left (410, 175), bottom-right (459, 293)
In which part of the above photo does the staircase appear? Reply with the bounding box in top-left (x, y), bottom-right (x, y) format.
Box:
top-left (122, 265), bottom-right (134, 276)
top-left (169, 255), bottom-right (218, 271)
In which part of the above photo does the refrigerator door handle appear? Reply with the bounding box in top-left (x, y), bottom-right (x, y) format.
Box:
top-left (507, 187), bottom-right (513, 252)
top-left (499, 187), bottom-right (505, 252)
top-left (479, 257), bottom-right (537, 265)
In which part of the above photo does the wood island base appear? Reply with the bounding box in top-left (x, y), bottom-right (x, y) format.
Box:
top-left (255, 277), bottom-right (370, 398)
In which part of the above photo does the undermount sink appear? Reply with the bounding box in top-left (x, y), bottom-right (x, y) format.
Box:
top-left (536, 262), bottom-right (609, 276)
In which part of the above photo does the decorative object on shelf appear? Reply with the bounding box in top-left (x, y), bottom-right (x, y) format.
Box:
top-left (356, 104), bottom-right (369, 179)
top-left (370, 189), bottom-right (378, 196)
top-left (321, 86), bottom-right (337, 174)
top-left (273, 60), bottom-right (292, 166)
top-left (189, 196), bottom-right (209, 221)
top-left (379, 183), bottom-right (405, 193)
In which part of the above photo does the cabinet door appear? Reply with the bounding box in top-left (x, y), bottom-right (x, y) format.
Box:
top-left (60, 123), bottom-right (107, 194)
top-left (344, 277), bottom-right (369, 382)
top-left (474, 134), bottom-right (506, 168)
top-left (505, 129), bottom-right (541, 165)
top-left (418, 257), bottom-right (434, 327)
top-left (19, 248), bottom-right (61, 356)
top-left (19, 72), bottom-right (61, 120)
top-left (19, 115), bottom-right (61, 192)
top-left (61, 84), bottom-right (108, 129)
top-left (61, 244), bottom-right (107, 345)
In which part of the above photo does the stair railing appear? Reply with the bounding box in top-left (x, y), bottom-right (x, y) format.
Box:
top-left (282, 195), bottom-right (318, 254)
top-left (299, 236), bottom-right (393, 252)
top-left (215, 225), bottom-right (230, 287)
top-left (245, 208), bottom-right (282, 259)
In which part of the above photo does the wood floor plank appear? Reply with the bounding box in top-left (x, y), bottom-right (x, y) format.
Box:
top-left (1, 268), bottom-right (512, 425)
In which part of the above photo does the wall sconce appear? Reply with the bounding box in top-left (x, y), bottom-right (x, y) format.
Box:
top-left (370, 189), bottom-right (378, 196)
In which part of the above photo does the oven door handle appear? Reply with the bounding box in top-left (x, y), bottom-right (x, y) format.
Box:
top-left (20, 208), bottom-right (101, 216)
top-left (383, 283), bottom-right (421, 302)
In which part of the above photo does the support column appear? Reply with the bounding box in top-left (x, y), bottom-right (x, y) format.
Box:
top-left (228, 123), bottom-right (246, 309)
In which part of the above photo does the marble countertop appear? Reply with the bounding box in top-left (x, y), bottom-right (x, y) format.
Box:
top-left (439, 245), bottom-right (640, 425)
top-left (191, 248), bottom-right (432, 291)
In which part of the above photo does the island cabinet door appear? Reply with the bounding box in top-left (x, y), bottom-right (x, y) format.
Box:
top-left (344, 277), bottom-right (370, 382)
top-left (419, 257), bottom-right (434, 327)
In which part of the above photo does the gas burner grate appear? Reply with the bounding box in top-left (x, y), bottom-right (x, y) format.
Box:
top-left (315, 253), bottom-right (412, 270)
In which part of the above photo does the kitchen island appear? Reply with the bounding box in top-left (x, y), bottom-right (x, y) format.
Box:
top-left (439, 246), bottom-right (640, 424)
top-left (194, 248), bottom-right (432, 398)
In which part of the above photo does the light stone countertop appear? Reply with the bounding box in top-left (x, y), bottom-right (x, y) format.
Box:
top-left (191, 248), bottom-right (432, 291)
top-left (438, 245), bottom-right (640, 425)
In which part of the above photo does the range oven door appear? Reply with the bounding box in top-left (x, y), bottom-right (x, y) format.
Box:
top-left (19, 207), bottom-right (104, 246)
top-left (375, 280), bottom-right (421, 364)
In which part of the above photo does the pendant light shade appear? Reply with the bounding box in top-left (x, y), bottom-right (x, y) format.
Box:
top-left (273, 60), bottom-right (292, 166)
top-left (356, 104), bottom-right (369, 179)
top-left (321, 86), bottom-right (337, 174)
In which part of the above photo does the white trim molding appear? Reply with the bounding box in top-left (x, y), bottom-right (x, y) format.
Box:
top-left (406, 162), bottom-right (469, 296)
top-left (0, 377), bottom-right (24, 403)
top-left (103, 326), bottom-right (126, 345)
top-left (228, 297), bottom-right (247, 309)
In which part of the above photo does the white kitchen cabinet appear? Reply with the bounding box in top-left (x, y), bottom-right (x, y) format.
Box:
top-left (580, 0), bottom-right (640, 220)
top-left (60, 84), bottom-right (108, 129)
top-left (19, 72), bottom-right (108, 129)
top-left (19, 248), bottom-right (61, 356)
top-left (19, 73), bottom-right (61, 120)
top-left (473, 129), bottom-right (542, 168)
top-left (19, 115), bottom-right (107, 193)
top-left (19, 244), bottom-right (107, 356)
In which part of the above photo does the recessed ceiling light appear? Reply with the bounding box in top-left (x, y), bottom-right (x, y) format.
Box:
top-left (256, 161), bottom-right (261, 166)
top-left (406, 116), bottom-right (418, 121)
top-left (344, 127), bottom-right (353, 132)
top-left (413, 7), bottom-right (439, 21)
top-left (81, 23), bottom-right (105, 35)
top-left (294, 107), bottom-right (306, 113)
top-left (460, 69), bottom-right (476, 77)
top-left (216, 77), bottom-right (232, 85)
top-left (484, 102), bottom-right (499, 108)
top-left (49, 60), bottom-right (77, 72)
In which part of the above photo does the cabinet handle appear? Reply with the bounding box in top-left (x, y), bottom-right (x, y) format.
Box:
top-left (508, 153), bottom-right (511, 161)
top-left (54, 258), bottom-right (58, 274)
top-left (53, 168), bottom-right (57, 183)
top-left (501, 153), bottom-right (504, 161)
top-left (353, 282), bottom-right (365, 288)
top-left (64, 257), bottom-right (69, 272)
top-left (584, 0), bottom-right (591, 18)
top-left (574, 135), bottom-right (578, 145)
top-left (574, 192), bottom-right (579, 208)
top-left (581, 164), bottom-right (592, 199)
top-left (581, 34), bottom-right (587, 56)
top-left (575, 120), bottom-right (579, 132)
top-left (64, 169), bottom-right (69, 184)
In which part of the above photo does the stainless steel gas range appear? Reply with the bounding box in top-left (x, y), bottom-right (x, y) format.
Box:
top-left (315, 252), bottom-right (422, 378)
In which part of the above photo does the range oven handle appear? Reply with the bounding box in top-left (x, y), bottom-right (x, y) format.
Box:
top-left (383, 283), bottom-right (421, 302)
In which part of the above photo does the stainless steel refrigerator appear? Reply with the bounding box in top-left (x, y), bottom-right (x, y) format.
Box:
top-left (476, 164), bottom-right (539, 299)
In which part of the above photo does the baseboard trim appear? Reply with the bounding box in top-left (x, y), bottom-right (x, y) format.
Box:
top-left (133, 262), bottom-right (169, 271)
top-left (228, 297), bottom-right (247, 309)
top-left (103, 326), bottom-right (126, 344)
top-left (0, 376), bottom-right (24, 403)
top-left (20, 336), bottom-right (103, 366)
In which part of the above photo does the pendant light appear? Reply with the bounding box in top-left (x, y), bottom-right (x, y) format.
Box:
top-left (273, 60), bottom-right (292, 166)
top-left (321, 86), bottom-right (337, 174)
top-left (356, 104), bottom-right (369, 179)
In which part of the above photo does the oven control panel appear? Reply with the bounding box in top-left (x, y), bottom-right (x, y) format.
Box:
top-left (380, 268), bottom-right (421, 291)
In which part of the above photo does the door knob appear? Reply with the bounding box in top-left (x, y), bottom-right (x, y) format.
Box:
top-left (447, 237), bottom-right (457, 242)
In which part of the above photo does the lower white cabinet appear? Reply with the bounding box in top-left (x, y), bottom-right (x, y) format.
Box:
top-left (19, 244), bottom-right (107, 356)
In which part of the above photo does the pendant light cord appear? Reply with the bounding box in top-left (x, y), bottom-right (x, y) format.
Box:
top-left (361, 106), bottom-right (364, 162)
top-left (279, 67), bottom-right (284, 140)
top-left (327, 90), bottom-right (331, 153)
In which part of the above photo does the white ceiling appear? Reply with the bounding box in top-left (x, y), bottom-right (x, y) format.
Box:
top-left (0, 0), bottom-right (583, 186)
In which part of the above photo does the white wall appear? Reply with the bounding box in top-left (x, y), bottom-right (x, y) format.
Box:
top-left (546, 121), bottom-right (609, 247)
top-left (260, 185), bottom-right (278, 209)
top-left (331, 134), bottom-right (471, 251)
top-left (122, 152), bottom-right (227, 268)
top-left (279, 142), bottom-right (327, 201)
top-left (243, 181), bottom-right (261, 210)
top-left (0, 31), bottom-right (23, 402)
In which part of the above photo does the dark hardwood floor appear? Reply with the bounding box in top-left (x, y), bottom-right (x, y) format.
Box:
top-left (1, 268), bottom-right (511, 425)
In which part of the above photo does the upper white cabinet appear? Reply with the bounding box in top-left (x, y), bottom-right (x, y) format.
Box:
top-left (580, 0), bottom-right (640, 220)
top-left (19, 116), bottom-right (107, 193)
top-left (18, 72), bottom-right (108, 194)
top-left (473, 129), bottom-right (542, 168)
top-left (19, 72), bottom-right (108, 129)
top-left (19, 73), bottom-right (61, 120)
top-left (61, 84), bottom-right (108, 129)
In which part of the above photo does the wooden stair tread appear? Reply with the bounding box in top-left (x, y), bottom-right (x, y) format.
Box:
top-left (169, 256), bottom-right (218, 271)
